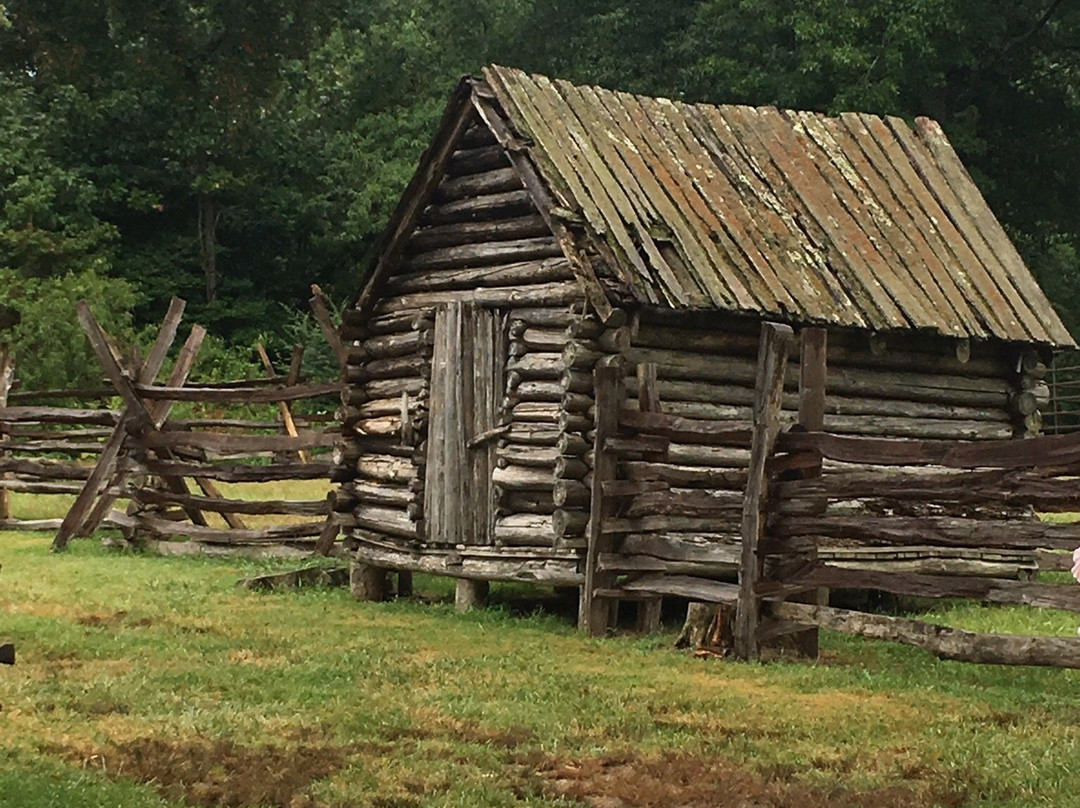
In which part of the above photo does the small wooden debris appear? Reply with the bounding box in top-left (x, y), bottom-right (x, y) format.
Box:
top-left (238, 564), bottom-right (349, 592)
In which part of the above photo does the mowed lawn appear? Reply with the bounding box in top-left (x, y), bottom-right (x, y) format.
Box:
top-left (2, 489), bottom-right (1080, 807)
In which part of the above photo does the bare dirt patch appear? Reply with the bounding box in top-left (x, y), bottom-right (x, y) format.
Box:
top-left (46, 737), bottom-right (347, 807)
top-left (525, 751), bottom-right (969, 808)
top-left (450, 722), bottom-right (533, 749)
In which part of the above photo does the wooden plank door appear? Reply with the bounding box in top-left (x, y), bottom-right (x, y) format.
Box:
top-left (425, 301), bottom-right (504, 545)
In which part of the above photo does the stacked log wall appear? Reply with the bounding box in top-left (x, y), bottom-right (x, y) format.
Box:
top-left (339, 121), bottom-right (595, 559)
top-left (336, 120), bottom-right (1045, 577)
top-left (617, 309), bottom-right (1029, 553)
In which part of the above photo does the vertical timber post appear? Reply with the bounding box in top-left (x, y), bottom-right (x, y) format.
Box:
top-left (350, 561), bottom-right (388, 601)
top-left (790, 326), bottom-right (827, 658)
top-left (455, 579), bottom-right (489, 612)
top-left (735, 322), bottom-right (794, 661)
top-left (634, 362), bottom-right (662, 634)
top-left (581, 357), bottom-right (623, 635)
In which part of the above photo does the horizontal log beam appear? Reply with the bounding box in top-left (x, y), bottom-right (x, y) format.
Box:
top-left (774, 468), bottom-right (1080, 512)
top-left (136, 382), bottom-right (340, 404)
top-left (350, 535), bottom-right (582, 585)
top-left (496, 444), bottom-right (559, 468)
top-left (0, 458), bottom-right (93, 480)
top-left (0, 406), bottom-right (119, 425)
top-left (495, 513), bottom-right (555, 546)
top-left (135, 514), bottom-right (326, 543)
top-left (421, 189), bottom-right (536, 225)
top-left (769, 601), bottom-right (1080, 669)
top-left (622, 461), bottom-right (748, 489)
top-left (781, 565), bottom-right (1080, 612)
top-left (623, 489), bottom-right (743, 519)
top-left (374, 282), bottom-right (582, 314)
top-left (408, 213), bottom-right (552, 253)
top-left (141, 459), bottom-right (331, 482)
top-left (432, 166), bottom-right (523, 202)
top-left (145, 430), bottom-right (336, 454)
top-left (444, 144), bottom-right (510, 177)
top-left (777, 430), bottom-right (1080, 470)
top-left (400, 238), bottom-right (564, 274)
top-left (603, 514), bottom-right (742, 535)
top-left (768, 515), bottom-right (1080, 552)
top-left (492, 464), bottom-right (553, 491)
top-left (618, 410), bottom-right (753, 447)
top-left (389, 257), bottom-right (576, 296)
top-left (134, 488), bottom-right (330, 516)
top-left (353, 504), bottom-right (418, 540)
top-left (605, 574), bottom-right (739, 604)
top-left (0, 439), bottom-right (105, 455)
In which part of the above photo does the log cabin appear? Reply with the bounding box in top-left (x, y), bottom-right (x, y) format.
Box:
top-left (331, 65), bottom-right (1075, 619)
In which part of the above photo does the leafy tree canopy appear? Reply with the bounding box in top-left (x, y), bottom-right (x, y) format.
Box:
top-left (1, 0), bottom-right (1079, 386)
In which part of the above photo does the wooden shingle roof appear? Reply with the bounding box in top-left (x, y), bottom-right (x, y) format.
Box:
top-left (481, 66), bottom-right (1074, 346)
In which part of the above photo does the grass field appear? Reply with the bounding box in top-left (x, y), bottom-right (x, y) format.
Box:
top-left (2, 487), bottom-right (1080, 807)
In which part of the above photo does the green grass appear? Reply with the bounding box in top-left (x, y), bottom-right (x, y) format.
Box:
top-left (2, 511), bottom-right (1080, 806)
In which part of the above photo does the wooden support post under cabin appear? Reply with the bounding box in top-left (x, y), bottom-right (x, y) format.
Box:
top-left (781, 325), bottom-right (827, 658)
top-left (257, 341), bottom-right (311, 464)
top-left (397, 570), bottom-right (414, 598)
top-left (635, 598), bottom-right (663, 634)
top-left (53, 298), bottom-right (188, 551)
top-left (581, 358), bottom-right (624, 635)
top-left (0, 345), bottom-right (14, 521)
top-left (350, 561), bottom-right (388, 601)
top-left (455, 578), bottom-right (490, 612)
top-left (734, 322), bottom-right (794, 661)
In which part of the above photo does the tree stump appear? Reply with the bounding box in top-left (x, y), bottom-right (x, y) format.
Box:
top-left (675, 602), bottom-right (735, 653)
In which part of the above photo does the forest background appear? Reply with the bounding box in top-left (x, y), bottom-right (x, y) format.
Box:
top-left (2, 0), bottom-right (1080, 389)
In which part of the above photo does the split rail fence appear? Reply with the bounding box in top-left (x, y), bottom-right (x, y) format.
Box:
top-left (584, 323), bottom-right (1080, 669)
top-left (0, 294), bottom-right (352, 556)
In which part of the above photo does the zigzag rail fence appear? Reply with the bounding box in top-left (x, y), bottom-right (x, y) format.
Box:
top-left (0, 293), bottom-right (354, 557)
top-left (585, 322), bottom-right (1080, 669)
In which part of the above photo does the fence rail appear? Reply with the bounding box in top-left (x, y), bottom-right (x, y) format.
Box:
top-left (586, 322), bottom-right (1080, 669)
top-left (0, 293), bottom-right (349, 556)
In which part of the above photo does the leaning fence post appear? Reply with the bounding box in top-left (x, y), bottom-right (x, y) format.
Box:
top-left (735, 321), bottom-right (794, 660)
top-left (52, 300), bottom-right (191, 551)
